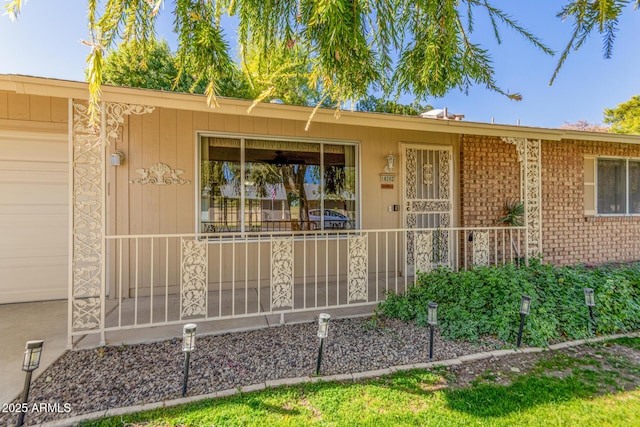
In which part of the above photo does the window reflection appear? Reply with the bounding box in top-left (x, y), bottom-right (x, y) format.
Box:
top-left (200, 138), bottom-right (241, 232)
top-left (322, 144), bottom-right (356, 230)
top-left (245, 139), bottom-right (321, 231)
top-left (597, 158), bottom-right (626, 214)
top-left (200, 137), bottom-right (358, 233)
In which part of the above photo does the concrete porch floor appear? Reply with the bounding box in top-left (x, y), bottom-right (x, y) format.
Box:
top-left (0, 300), bottom-right (68, 405)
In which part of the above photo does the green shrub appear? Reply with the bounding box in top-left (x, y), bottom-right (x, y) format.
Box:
top-left (378, 260), bottom-right (640, 347)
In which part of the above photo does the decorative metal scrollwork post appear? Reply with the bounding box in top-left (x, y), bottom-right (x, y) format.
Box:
top-left (69, 101), bottom-right (154, 348)
top-left (501, 137), bottom-right (542, 260)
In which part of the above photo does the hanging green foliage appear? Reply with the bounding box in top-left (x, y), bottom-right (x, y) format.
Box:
top-left (5, 1), bottom-right (637, 126)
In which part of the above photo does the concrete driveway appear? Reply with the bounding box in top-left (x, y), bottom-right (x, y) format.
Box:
top-left (0, 300), bottom-right (68, 405)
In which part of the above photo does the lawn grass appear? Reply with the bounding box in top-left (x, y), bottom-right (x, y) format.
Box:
top-left (82, 338), bottom-right (640, 427)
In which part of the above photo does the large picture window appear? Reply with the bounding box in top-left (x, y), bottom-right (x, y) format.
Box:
top-left (597, 157), bottom-right (640, 215)
top-left (200, 135), bottom-right (358, 233)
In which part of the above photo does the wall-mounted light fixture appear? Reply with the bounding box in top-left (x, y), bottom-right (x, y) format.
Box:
top-left (110, 151), bottom-right (125, 166)
top-left (384, 152), bottom-right (396, 173)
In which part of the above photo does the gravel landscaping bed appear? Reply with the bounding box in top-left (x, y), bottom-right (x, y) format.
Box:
top-left (0, 316), bottom-right (506, 426)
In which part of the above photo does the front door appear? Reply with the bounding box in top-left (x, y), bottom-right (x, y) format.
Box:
top-left (403, 145), bottom-right (453, 275)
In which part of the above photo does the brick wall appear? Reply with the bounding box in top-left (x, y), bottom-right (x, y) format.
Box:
top-left (460, 135), bottom-right (520, 228)
top-left (543, 139), bottom-right (640, 265)
top-left (461, 135), bottom-right (640, 266)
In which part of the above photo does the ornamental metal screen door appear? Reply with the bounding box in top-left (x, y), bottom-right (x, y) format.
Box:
top-left (403, 145), bottom-right (453, 275)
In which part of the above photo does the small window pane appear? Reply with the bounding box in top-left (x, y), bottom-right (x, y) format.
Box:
top-left (200, 137), bottom-right (241, 232)
top-left (597, 159), bottom-right (626, 214)
top-left (245, 139), bottom-right (321, 231)
top-left (629, 161), bottom-right (640, 214)
top-left (324, 144), bottom-right (357, 230)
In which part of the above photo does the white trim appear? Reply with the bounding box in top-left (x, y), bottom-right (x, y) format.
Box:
top-left (320, 143), bottom-right (324, 228)
top-left (67, 98), bottom-right (74, 349)
top-left (194, 129), bottom-right (201, 234)
top-left (627, 158), bottom-right (630, 217)
top-left (103, 226), bottom-right (526, 240)
top-left (100, 102), bottom-right (107, 346)
top-left (198, 130), bottom-right (358, 146)
top-left (240, 137), bottom-right (246, 233)
top-left (583, 155), bottom-right (596, 217)
top-left (535, 139), bottom-right (542, 258)
top-left (356, 143), bottom-right (362, 230)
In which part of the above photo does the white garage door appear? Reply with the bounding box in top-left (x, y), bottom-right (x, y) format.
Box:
top-left (0, 130), bottom-right (68, 304)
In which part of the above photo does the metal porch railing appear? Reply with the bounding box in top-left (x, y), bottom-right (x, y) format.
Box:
top-left (72, 226), bottom-right (526, 342)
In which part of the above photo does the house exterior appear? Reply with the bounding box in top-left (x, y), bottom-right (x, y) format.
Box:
top-left (1, 74), bottom-right (639, 347)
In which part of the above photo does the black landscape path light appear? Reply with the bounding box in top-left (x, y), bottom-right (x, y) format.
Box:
top-left (17, 340), bottom-right (44, 427)
top-left (428, 302), bottom-right (438, 361)
top-left (584, 288), bottom-right (595, 334)
top-left (516, 295), bottom-right (532, 348)
top-left (315, 313), bottom-right (331, 375)
top-left (182, 323), bottom-right (196, 397)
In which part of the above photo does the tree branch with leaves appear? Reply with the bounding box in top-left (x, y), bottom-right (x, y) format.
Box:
top-left (5, 1), bottom-right (636, 126)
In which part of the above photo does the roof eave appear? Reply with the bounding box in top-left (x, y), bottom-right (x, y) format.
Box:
top-left (2, 74), bottom-right (640, 144)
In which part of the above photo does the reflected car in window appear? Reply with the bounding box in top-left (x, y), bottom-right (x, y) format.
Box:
top-left (308, 209), bottom-right (353, 230)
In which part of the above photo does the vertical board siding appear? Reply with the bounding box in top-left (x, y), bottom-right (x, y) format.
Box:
top-left (113, 106), bottom-right (461, 294)
top-left (175, 109), bottom-right (194, 233)
top-left (159, 108), bottom-right (179, 294)
top-left (28, 95), bottom-right (51, 122)
top-left (223, 114), bottom-right (240, 133)
top-left (0, 91), bottom-right (9, 119)
top-left (141, 109), bottom-right (161, 292)
top-left (253, 116), bottom-right (269, 135)
top-left (268, 118), bottom-right (282, 136)
top-left (0, 92), bottom-right (68, 125)
top-left (50, 97), bottom-right (68, 123)
top-left (7, 93), bottom-right (29, 120)
top-left (159, 108), bottom-right (178, 235)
